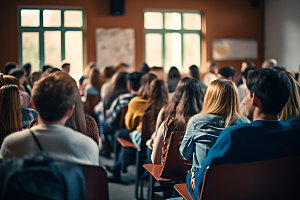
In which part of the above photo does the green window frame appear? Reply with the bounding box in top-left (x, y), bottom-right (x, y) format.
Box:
top-left (144, 10), bottom-right (202, 73)
top-left (18, 7), bottom-right (84, 77)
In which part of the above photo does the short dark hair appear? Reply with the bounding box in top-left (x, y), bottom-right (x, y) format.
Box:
top-left (42, 65), bottom-right (53, 72)
top-left (32, 72), bottom-right (77, 122)
top-left (61, 63), bottom-right (70, 69)
top-left (241, 66), bottom-right (257, 79)
top-left (219, 66), bottom-right (236, 80)
top-left (128, 72), bottom-right (142, 91)
top-left (8, 68), bottom-right (25, 79)
top-left (189, 65), bottom-right (200, 80)
top-left (246, 68), bottom-right (292, 115)
top-left (4, 62), bottom-right (17, 75)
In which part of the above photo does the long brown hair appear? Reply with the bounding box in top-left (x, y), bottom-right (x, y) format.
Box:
top-left (280, 72), bottom-right (300, 121)
top-left (0, 84), bottom-right (22, 146)
top-left (163, 77), bottom-right (204, 131)
top-left (144, 79), bottom-right (169, 128)
top-left (138, 73), bottom-right (157, 99)
top-left (200, 79), bottom-right (241, 127)
top-left (88, 68), bottom-right (103, 91)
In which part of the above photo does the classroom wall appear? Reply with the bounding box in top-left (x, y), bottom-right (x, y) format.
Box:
top-left (0, 0), bottom-right (264, 74)
top-left (265, 0), bottom-right (300, 73)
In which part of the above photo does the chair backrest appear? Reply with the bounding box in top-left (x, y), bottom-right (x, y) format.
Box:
top-left (200, 156), bottom-right (300, 200)
top-left (119, 106), bottom-right (128, 129)
top-left (160, 131), bottom-right (192, 179)
top-left (141, 113), bottom-right (155, 150)
top-left (84, 95), bottom-right (101, 114)
top-left (82, 165), bottom-right (109, 200)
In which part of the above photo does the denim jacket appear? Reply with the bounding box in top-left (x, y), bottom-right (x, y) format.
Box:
top-left (179, 113), bottom-right (250, 172)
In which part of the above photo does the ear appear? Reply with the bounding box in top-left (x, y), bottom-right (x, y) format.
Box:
top-left (65, 104), bottom-right (75, 118)
top-left (252, 93), bottom-right (262, 107)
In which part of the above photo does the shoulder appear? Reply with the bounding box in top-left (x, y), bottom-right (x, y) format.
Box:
top-left (286, 116), bottom-right (300, 131)
top-left (191, 113), bottom-right (224, 124)
top-left (1, 129), bottom-right (31, 146)
top-left (234, 116), bottom-right (251, 124)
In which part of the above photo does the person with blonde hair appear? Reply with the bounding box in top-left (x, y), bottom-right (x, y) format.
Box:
top-left (280, 72), bottom-right (300, 121)
top-left (0, 84), bottom-right (22, 147)
top-left (180, 79), bottom-right (250, 198)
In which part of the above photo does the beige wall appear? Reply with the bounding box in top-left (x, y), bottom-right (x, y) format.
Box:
top-left (0, 0), bottom-right (264, 74)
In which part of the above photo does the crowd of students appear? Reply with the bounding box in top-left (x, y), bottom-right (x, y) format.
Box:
top-left (0, 59), bottom-right (300, 199)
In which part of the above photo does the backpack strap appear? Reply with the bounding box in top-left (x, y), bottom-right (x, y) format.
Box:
top-left (29, 129), bottom-right (44, 153)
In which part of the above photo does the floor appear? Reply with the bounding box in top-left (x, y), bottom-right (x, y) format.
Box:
top-left (99, 154), bottom-right (166, 200)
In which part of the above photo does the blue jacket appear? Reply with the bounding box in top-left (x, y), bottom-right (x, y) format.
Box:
top-left (188, 120), bottom-right (300, 200)
top-left (180, 113), bottom-right (250, 172)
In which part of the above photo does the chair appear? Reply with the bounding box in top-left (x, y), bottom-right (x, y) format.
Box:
top-left (174, 183), bottom-right (192, 200)
top-left (200, 156), bottom-right (300, 200)
top-left (82, 165), bottom-right (109, 200)
top-left (143, 131), bottom-right (191, 199)
top-left (84, 94), bottom-right (101, 115)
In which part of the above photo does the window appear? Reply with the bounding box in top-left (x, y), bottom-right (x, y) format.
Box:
top-left (144, 10), bottom-right (202, 73)
top-left (19, 8), bottom-right (84, 80)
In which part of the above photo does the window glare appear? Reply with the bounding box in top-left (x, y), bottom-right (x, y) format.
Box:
top-left (22, 32), bottom-right (39, 71)
top-left (183, 13), bottom-right (201, 30)
top-left (44, 31), bottom-right (61, 68)
top-left (183, 34), bottom-right (200, 72)
top-left (164, 12), bottom-right (181, 30)
top-left (21, 9), bottom-right (40, 27)
top-left (145, 34), bottom-right (163, 67)
top-left (144, 12), bottom-right (163, 29)
top-left (64, 11), bottom-right (83, 27)
top-left (43, 10), bottom-right (61, 27)
top-left (165, 33), bottom-right (182, 71)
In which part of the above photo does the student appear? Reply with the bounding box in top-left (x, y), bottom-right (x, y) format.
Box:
top-left (203, 61), bottom-right (218, 86)
top-left (151, 77), bottom-right (204, 164)
top-left (280, 71), bottom-right (300, 121)
top-left (188, 68), bottom-right (300, 200)
top-left (0, 84), bottom-right (22, 147)
top-left (218, 66), bottom-right (236, 81)
top-left (0, 72), bottom-right (99, 165)
top-left (180, 79), bottom-right (249, 200)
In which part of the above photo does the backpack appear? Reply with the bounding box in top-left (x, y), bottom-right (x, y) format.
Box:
top-left (0, 130), bottom-right (86, 200)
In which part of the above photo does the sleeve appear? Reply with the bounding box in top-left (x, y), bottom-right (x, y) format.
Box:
top-left (179, 118), bottom-right (195, 159)
top-left (125, 99), bottom-right (139, 130)
top-left (151, 122), bottom-right (166, 164)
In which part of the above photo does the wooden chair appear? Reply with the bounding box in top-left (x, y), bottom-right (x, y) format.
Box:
top-left (82, 165), bottom-right (109, 200)
top-left (174, 183), bottom-right (192, 200)
top-left (199, 156), bottom-right (300, 200)
top-left (84, 94), bottom-right (101, 115)
top-left (143, 131), bottom-right (191, 199)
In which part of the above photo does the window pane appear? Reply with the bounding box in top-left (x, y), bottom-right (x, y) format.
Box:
top-left (43, 10), bottom-right (61, 27)
top-left (144, 12), bottom-right (163, 29)
top-left (22, 32), bottom-right (39, 72)
top-left (21, 9), bottom-right (40, 27)
top-left (183, 34), bottom-right (200, 72)
top-left (65, 31), bottom-right (83, 80)
top-left (44, 31), bottom-right (61, 68)
top-left (64, 10), bottom-right (83, 27)
top-left (145, 34), bottom-right (162, 67)
top-left (165, 12), bottom-right (181, 30)
top-left (183, 13), bottom-right (201, 30)
top-left (165, 33), bottom-right (182, 71)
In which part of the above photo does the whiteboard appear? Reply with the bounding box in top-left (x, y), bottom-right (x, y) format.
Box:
top-left (95, 28), bottom-right (135, 71)
top-left (212, 39), bottom-right (258, 60)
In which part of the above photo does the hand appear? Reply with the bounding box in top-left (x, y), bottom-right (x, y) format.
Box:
top-left (191, 177), bottom-right (195, 190)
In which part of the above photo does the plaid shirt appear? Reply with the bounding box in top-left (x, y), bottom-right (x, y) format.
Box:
top-left (106, 93), bottom-right (137, 126)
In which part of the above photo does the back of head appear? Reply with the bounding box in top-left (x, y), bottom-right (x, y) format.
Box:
top-left (22, 63), bottom-right (32, 76)
top-left (219, 66), bottom-right (236, 81)
top-left (115, 63), bottom-right (129, 72)
top-left (103, 66), bottom-right (115, 79)
top-left (145, 79), bottom-right (169, 127)
top-left (201, 79), bottom-right (240, 127)
top-left (89, 68), bottom-right (102, 91)
top-left (241, 66), bottom-right (257, 79)
top-left (32, 72), bottom-right (78, 122)
top-left (128, 72), bottom-right (142, 91)
top-left (0, 84), bottom-right (22, 138)
top-left (42, 65), bottom-right (53, 72)
top-left (246, 68), bottom-right (292, 115)
top-left (138, 73), bottom-right (157, 99)
top-left (149, 66), bottom-right (166, 81)
top-left (8, 68), bottom-right (25, 80)
top-left (140, 63), bottom-right (150, 75)
top-left (168, 66), bottom-right (181, 93)
top-left (280, 72), bottom-right (300, 121)
top-left (189, 65), bottom-right (200, 80)
top-left (4, 62), bottom-right (17, 75)
top-left (0, 73), bottom-right (19, 88)
top-left (165, 77), bottom-right (204, 129)
top-left (41, 68), bottom-right (61, 78)
top-left (262, 58), bottom-right (277, 68)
